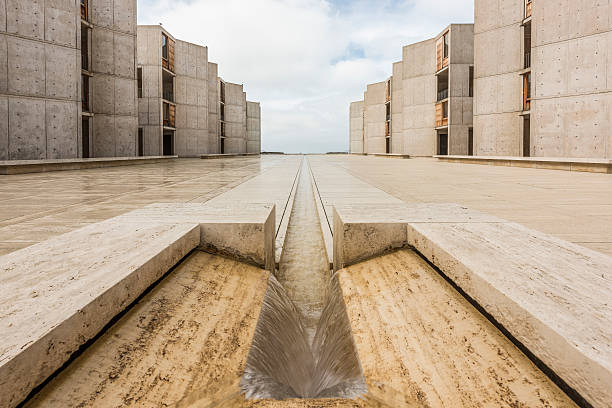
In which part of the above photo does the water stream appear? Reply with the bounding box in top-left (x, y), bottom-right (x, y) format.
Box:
top-left (241, 158), bottom-right (366, 399)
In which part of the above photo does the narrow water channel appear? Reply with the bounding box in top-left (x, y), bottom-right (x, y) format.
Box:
top-left (241, 157), bottom-right (366, 399)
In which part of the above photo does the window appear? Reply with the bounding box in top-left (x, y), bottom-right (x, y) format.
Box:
top-left (443, 32), bottom-right (449, 58)
top-left (468, 128), bottom-right (474, 156)
top-left (80, 0), bottom-right (88, 20)
top-left (81, 26), bottom-right (89, 71)
top-left (137, 68), bottom-right (143, 98)
top-left (82, 117), bottom-right (90, 158)
top-left (163, 102), bottom-right (170, 125)
top-left (523, 72), bottom-right (531, 111)
top-left (524, 22), bottom-right (532, 69)
top-left (138, 128), bottom-right (144, 156)
top-left (469, 66), bottom-right (474, 97)
top-left (162, 33), bottom-right (168, 60)
top-left (442, 101), bottom-right (448, 119)
top-left (525, 0), bottom-right (532, 18)
top-left (81, 75), bottom-right (89, 111)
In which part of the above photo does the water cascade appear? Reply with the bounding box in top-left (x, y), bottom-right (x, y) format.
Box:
top-left (240, 158), bottom-right (367, 399)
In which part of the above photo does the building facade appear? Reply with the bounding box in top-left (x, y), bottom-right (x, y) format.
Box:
top-left (351, 24), bottom-right (474, 156)
top-left (474, 0), bottom-right (612, 158)
top-left (247, 101), bottom-right (261, 153)
top-left (0, 0), bottom-right (138, 160)
top-left (137, 26), bottom-right (261, 157)
top-left (349, 101), bottom-right (364, 153)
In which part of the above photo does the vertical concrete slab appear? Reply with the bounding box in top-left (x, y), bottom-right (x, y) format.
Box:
top-left (115, 115), bottom-right (136, 156)
top-left (45, 43), bottom-right (77, 99)
top-left (114, 32), bottom-right (135, 78)
top-left (0, 97), bottom-right (7, 160)
top-left (92, 28), bottom-right (114, 75)
top-left (114, 77), bottom-right (135, 116)
top-left (113, 0), bottom-right (136, 33)
top-left (46, 100), bottom-right (77, 159)
top-left (6, 0), bottom-right (44, 39)
top-left (92, 74), bottom-right (115, 114)
top-left (91, 0), bottom-right (113, 29)
top-left (7, 37), bottom-right (45, 96)
top-left (8, 97), bottom-right (45, 159)
top-left (92, 115), bottom-right (115, 157)
top-left (0, 0), bottom-right (6, 32)
top-left (0, 35), bottom-right (7, 94)
top-left (44, 0), bottom-right (76, 47)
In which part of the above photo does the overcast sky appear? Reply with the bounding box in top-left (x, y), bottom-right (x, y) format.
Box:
top-left (138, 0), bottom-right (474, 153)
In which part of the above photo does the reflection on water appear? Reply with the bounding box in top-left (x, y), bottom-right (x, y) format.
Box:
top-left (241, 158), bottom-right (366, 399)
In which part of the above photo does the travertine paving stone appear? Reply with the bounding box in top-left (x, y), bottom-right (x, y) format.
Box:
top-left (308, 155), bottom-right (612, 256)
top-left (0, 156), bottom-right (297, 256)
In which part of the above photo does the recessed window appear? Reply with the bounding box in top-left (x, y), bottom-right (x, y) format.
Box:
top-left (137, 67), bottom-right (143, 98)
top-left (80, 0), bottom-right (88, 20)
top-left (469, 66), bottom-right (474, 97)
top-left (162, 33), bottom-right (168, 60)
top-left (443, 32), bottom-right (449, 58)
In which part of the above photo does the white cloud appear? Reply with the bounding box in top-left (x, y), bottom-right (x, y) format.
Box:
top-left (138, 0), bottom-right (474, 152)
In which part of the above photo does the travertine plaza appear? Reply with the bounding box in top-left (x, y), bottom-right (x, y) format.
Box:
top-left (0, 1), bottom-right (611, 408)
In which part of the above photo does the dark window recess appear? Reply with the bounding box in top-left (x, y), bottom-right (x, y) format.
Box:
top-left (469, 66), bottom-right (474, 97)
top-left (137, 68), bottom-right (143, 98)
top-left (82, 117), bottom-right (90, 158)
top-left (220, 137), bottom-right (225, 154)
top-left (524, 22), bottom-right (531, 69)
top-left (138, 128), bottom-right (144, 156)
top-left (468, 128), bottom-right (474, 156)
top-left (80, 0), bottom-right (88, 20)
top-left (220, 81), bottom-right (226, 103)
top-left (81, 75), bottom-right (89, 111)
top-left (385, 103), bottom-right (391, 121)
top-left (523, 117), bottom-right (531, 157)
top-left (442, 101), bottom-right (448, 119)
top-left (162, 34), bottom-right (168, 60)
top-left (81, 26), bottom-right (89, 71)
top-left (220, 103), bottom-right (225, 121)
top-left (443, 32), bottom-right (449, 58)
top-left (438, 133), bottom-right (448, 155)
top-left (162, 70), bottom-right (173, 102)
top-left (163, 131), bottom-right (174, 155)
top-left (386, 137), bottom-right (390, 154)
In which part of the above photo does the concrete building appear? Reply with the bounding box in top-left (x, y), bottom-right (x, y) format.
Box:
top-left (474, 0), bottom-right (612, 159)
top-left (220, 80), bottom-right (247, 154)
top-left (0, 0), bottom-right (138, 160)
top-left (208, 63), bottom-right (220, 153)
top-left (247, 101), bottom-right (261, 153)
top-left (349, 101), bottom-right (364, 154)
top-left (137, 25), bottom-right (208, 157)
top-left (351, 24), bottom-right (474, 156)
top-left (363, 79), bottom-right (391, 154)
top-left (137, 27), bottom-right (261, 156)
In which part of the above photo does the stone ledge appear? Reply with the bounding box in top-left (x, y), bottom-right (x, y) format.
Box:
top-left (367, 153), bottom-right (411, 159)
top-left (333, 203), bottom-right (612, 408)
top-left (434, 155), bottom-right (612, 173)
top-left (0, 202), bottom-right (275, 408)
top-left (200, 153), bottom-right (260, 159)
top-left (0, 156), bottom-right (179, 175)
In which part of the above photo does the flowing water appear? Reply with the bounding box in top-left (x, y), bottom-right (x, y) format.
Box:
top-left (241, 158), bottom-right (367, 399)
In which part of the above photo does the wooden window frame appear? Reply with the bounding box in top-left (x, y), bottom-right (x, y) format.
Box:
top-left (523, 72), bottom-right (531, 111)
top-left (525, 0), bottom-right (532, 18)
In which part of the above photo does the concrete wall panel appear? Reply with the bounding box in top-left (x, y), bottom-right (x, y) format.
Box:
top-left (92, 28), bottom-right (114, 74)
top-left (0, 0), bottom-right (6, 32)
top-left (8, 97), bottom-right (45, 159)
top-left (6, 0), bottom-right (44, 40)
top-left (45, 100), bottom-right (77, 159)
top-left (0, 97), bottom-right (7, 160)
top-left (91, 0), bottom-right (113, 29)
top-left (115, 116), bottom-right (136, 156)
top-left (92, 74), bottom-right (114, 114)
top-left (114, 32), bottom-right (135, 78)
top-left (7, 37), bottom-right (45, 96)
top-left (113, 0), bottom-right (136, 33)
top-left (567, 34), bottom-right (606, 94)
top-left (0, 35), bottom-right (7, 93)
top-left (114, 77), bottom-right (135, 115)
top-left (92, 115), bottom-right (115, 157)
top-left (45, 43), bottom-right (77, 99)
top-left (45, 0), bottom-right (76, 47)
